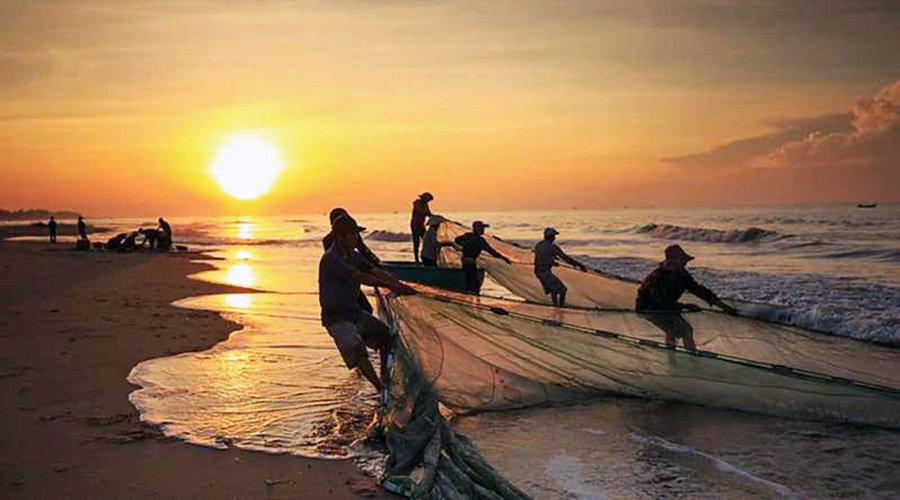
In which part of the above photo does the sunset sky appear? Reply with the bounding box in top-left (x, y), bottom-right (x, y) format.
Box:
top-left (2, 0), bottom-right (898, 216)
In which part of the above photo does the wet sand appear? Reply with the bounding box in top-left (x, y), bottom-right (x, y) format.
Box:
top-left (0, 240), bottom-right (389, 499)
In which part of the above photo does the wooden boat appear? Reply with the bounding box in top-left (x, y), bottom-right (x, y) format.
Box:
top-left (381, 261), bottom-right (482, 293)
top-left (857, 203), bottom-right (877, 208)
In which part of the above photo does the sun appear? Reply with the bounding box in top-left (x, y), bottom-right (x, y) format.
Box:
top-left (210, 135), bottom-right (285, 200)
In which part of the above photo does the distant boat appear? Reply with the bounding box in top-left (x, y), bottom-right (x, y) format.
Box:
top-left (857, 203), bottom-right (877, 208)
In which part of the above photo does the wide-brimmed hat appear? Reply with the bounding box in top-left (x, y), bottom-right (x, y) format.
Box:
top-left (472, 220), bottom-right (489, 230)
top-left (664, 244), bottom-right (694, 262)
top-left (332, 215), bottom-right (363, 235)
top-left (419, 192), bottom-right (434, 201)
top-left (328, 208), bottom-right (365, 231)
top-left (544, 227), bottom-right (559, 238)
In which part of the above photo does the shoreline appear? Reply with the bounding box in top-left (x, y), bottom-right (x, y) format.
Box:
top-left (0, 240), bottom-right (388, 499)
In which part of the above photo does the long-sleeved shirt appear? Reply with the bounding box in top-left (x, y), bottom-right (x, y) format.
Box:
top-left (635, 266), bottom-right (719, 312)
top-left (454, 232), bottom-right (504, 261)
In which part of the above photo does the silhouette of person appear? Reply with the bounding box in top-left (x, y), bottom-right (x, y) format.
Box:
top-left (635, 244), bottom-right (737, 350)
top-left (410, 192), bottom-right (433, 263)
top-left (77, 216), bottom-right (88, 242)
top-left (420, 216), bottom-right (453, 267)
top-left (319, 215), bottom-right (416, 391)
top-left (48, 216), bottom-right (58, 243)
top-left (157, 217), bottom-right (172, 250)
top-left (453, 220), bottom-right (512, 295)
top-left (533, 227), bottom-right (588, 307)
top-left (322, 208), bottom-right (381, 314)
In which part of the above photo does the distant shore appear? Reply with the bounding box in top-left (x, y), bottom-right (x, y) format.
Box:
top-left (0, 240), bottom-right (387, 499)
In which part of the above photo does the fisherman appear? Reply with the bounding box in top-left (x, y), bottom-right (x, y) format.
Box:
top-left (454, 221), bottom-right (512, 295)
top-left (77, 216), bottom-right (88, 242)
top-left (420, 216), bottom-right (453, 267)
top-left (534, 227), bottom-right (588, 307)
top-left (410, 192), bottom-right (433, 263)
top-left (323, 208), bottom-right (380, 267)
top-left (157, 217), bottom-right (172, 250)
top-left (319, 214), bottom-right (416, 391)
top-left (322, 208), bottom-right (381, 314)
top-left (48, 216), bottom-right (58, 243)
top-left (636, 244), bottom-right (737, 350)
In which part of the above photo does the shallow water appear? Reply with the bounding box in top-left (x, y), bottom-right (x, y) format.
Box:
top-left (121, 205), bottom-right (900, 497)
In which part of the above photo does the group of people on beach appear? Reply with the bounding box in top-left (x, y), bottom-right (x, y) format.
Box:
top-left (48, 216), bottom-right (174, 252)
top-left (319, 192), bottom-right (738, 390)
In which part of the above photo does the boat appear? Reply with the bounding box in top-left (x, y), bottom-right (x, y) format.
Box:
top-left (381, 261), bottom-right (482, 293)
top-left (858, 203), bottom-right (877, 208)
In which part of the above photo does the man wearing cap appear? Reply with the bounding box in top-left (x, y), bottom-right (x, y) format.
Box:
top-left (420, 216), bottom-right (452, 267)
top-left (453, 221), bottom-right (512, 295)
top-left (319, 214), bottom-right (416, 391)
top-left (534, 227), bottom-right (588, 307)
top-left (636, 244), bottom-right (737, 350)
top-left (410, 192), bottom-right (433, 263)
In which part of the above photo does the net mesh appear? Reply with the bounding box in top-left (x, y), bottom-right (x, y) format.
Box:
top-left (376, 219), bottom-right (900, 497)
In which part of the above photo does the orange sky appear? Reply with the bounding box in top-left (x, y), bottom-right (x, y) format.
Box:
top-left (1, 1), bottom-right (899, 216)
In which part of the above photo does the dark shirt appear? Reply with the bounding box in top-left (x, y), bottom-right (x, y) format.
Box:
top-left (635, 266), bottom-right (719, 312)
top-left (318, 245), bottom-right (373, 326)
top-left (77, 220), bottom-right (87, 238)
top-left (410, 199), bottom-right (431, 232)
top-left (454, 232), bottom-right (504, 261)
top-left (48, 220), bottom-right (58, 232)
top-left (322, 232), bottom-right (380, 267)
top-left (159, 219), bottom-right (172, 236)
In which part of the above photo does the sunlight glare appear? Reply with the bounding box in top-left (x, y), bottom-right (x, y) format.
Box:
top-left (211, 135), bottom-right (285, 200)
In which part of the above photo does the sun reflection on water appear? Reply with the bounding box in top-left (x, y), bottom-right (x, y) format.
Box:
top-left (236, 223), bottom-right (254, 240)
top-left (226, 263), bottom-right (255, 288)
top-left (224, 294), bottom-right (253, 309)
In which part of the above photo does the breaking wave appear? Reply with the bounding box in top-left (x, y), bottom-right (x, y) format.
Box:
top-left (365, 230), bottom-right (410, 242)
top-left (636, 224), bottom-right (785, 243)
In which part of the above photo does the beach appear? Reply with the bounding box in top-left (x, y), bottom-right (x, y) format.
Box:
top-left (0, 238), bottom-right (388, 499)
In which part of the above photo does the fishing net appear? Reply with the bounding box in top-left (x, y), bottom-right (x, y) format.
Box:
top-left (385, 288), bottom-right (900, 425)
top-left (375, 219), bottom-right (900, 497)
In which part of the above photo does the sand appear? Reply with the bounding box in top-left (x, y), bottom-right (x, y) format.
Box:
top-left (0, 239), bottom-right (390, 499)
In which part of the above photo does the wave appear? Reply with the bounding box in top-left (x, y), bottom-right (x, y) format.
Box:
top-left (636, 224), bottom-right (786, 243)
top-left (815, 248), bottom-right (900, 262)
top-left (365, 230), bottom-right (410, 242)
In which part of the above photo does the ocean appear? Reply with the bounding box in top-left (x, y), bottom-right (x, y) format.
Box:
top-left (83, 205), bottom-right (900, 498)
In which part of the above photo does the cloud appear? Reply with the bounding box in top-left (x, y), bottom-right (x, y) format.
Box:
top-left (662, 113), bottom-right (853, 170)
top-left (764, 79), bottom-right (900, 168)
top-left (663, 79), bottom-right (900, 172)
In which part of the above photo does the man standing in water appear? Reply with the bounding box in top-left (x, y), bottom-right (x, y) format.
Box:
top-left (410, 192), bottom-right (433, 263)
top-left (48, 216), bottom-right (58, 243)
top-left (534, 227), bottom-right (588, 307)
top-left (636, 244), bottom-right (737, 350)
top-left (454, 220), bottom-right (512, 295)
top-left (322, 207), bottom-right (381, 314)
top-left (319, 215), bottom-right (416, 391)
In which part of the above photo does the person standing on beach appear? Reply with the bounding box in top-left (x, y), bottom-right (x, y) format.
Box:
top-left (410, 192), bottom-right (433, 263)
top-left (533, 227), bottom-right (588, 307)
top-left (454, 220), bottom-right (512, 295)
top-left (322, 207), bottom-right (381, 314)
top-left (48, 216), bottom-right (57, 243)
top-left (636, 244), bottom-right (737, 350)
top-left (157, 217), bottom-right (172, 250)
top-left (319, 215), bottom-right (416, 391)
top-left (77, 216), bottom-right (88, 242)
